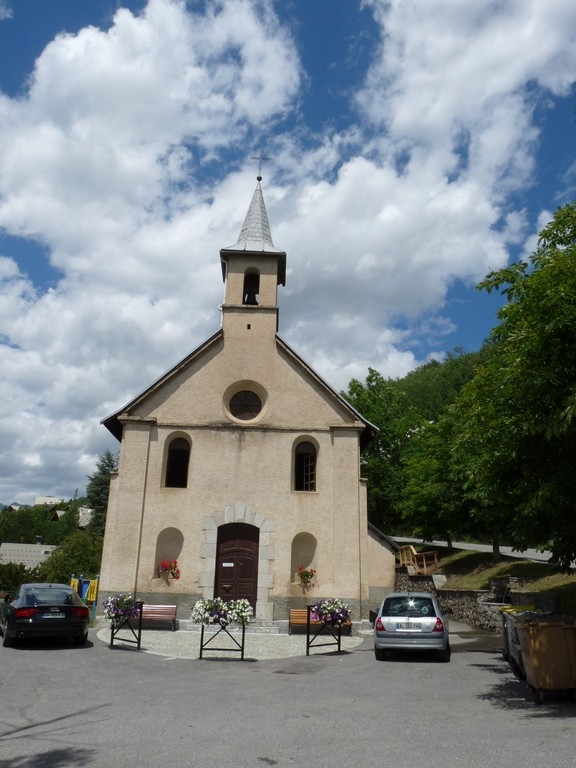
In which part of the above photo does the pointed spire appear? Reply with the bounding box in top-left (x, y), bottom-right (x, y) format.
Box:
top-left (225, 177), bottom-right (284, 254)
top-left (220, 174), bottom-right (286, 288)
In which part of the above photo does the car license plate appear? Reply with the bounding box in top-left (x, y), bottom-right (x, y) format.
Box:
top-left (397, 622), bottom-right (421, 630)
top-left (42, 613), bottom-right (65, 619)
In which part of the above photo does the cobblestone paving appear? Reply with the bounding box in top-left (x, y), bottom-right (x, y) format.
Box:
top-left (95, 625), bottom-right (366, 660)
top-left (95, 617), bottom-right (500, 660)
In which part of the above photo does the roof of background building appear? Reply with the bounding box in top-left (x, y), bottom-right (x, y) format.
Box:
top-left (49, 506), bottom-right (93, 528)
top-left (34, 496), bottom-right (66, 506)
top-left (0, 542), bottom-right (58, 569)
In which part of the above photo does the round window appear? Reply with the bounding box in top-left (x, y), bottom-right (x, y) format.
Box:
top-left (229, 390), bottom-right (262, 420)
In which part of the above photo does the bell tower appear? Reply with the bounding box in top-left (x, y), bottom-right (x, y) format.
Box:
top-left (219, 175), bottom-right (286, 339)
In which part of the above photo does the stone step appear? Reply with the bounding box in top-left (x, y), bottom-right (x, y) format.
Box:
top-left (180, 619), bottom-right (369, 634)
top-left (180, 619), bottom-right (281, 634)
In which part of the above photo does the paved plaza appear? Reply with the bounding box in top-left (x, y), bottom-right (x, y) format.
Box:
top-left (2, 622), bottom-right (575, 768)
top-left (95, 619), bottom-right (495, 660)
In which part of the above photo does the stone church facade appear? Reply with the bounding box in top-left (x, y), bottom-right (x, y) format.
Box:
top-left (98, 177), bottom-right (397, 622)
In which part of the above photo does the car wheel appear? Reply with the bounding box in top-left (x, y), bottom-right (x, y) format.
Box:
top-left (374, 647), bottom-right (387, 661)
top-left (2, 632), bottom-right (14, 648)
top-left (438, 644), bottom-right (451, 662)
top-left (73, 633), bottom-right (88, 646)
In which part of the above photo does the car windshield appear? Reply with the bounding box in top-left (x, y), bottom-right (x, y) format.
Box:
top-left (24, 588), bottom-right (75, 605)
top-left (383, 596), bottom-right (436, 617)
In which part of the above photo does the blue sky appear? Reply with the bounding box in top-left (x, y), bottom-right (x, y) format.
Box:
top-left (0, 0), bottom-right (575, 504)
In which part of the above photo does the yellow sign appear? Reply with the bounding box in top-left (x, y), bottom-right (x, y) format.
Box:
top-left (86, 579), bottom-right (99, 602)
top-left (70, 578), bottom-right (79, 592)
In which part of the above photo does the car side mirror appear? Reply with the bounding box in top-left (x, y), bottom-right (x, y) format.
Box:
top-left (3, 594), bottom-right (13, 603)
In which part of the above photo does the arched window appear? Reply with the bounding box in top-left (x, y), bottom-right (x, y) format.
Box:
top-left (243, 271), bottom-right (260, 305)
top-left (294, 441), bottom-right (316, 492)
top-left (165, 437), bottom-right (190, 488)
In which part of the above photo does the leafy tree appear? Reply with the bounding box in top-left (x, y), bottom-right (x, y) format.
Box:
top-left (344, 351), bottom-right (482, 535)
top-left (37, 531), bottom-right (103, 583)
top-left (0, 505), bottom-right (50, 544)
top-left (447, 342), bottom-right (519, 557)
top-left (0, 562), bottom-right (39, 592)
top-left (49, 502), bottom-right (81, 543)
top-left (86, 450), bottom-right (118, 537)
top-left (0, 499), bottom-right (86, 547)
top-left (392, 348), bottom-right (485, 421)
top-left (344, 369), bottom-right (423, 532)
top-left (401, 413), bottom-right (470, 545)
top-left (453, 203), bottom-right (576, 567)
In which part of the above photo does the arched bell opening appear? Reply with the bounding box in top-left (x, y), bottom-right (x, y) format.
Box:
top-left (243, 270), bottom-right (260, 305)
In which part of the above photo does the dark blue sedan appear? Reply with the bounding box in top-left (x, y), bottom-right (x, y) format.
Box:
top-left (0, 583), bottom-right (90, 647)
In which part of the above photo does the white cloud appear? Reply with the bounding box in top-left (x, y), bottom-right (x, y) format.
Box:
top-left (0, 0), bottom-right (575, 502)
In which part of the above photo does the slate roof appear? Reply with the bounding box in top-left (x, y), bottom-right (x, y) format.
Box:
top-left (224, 179), bottom-right (284, 254)
top-left (220, 178), bottom-right (286, 285)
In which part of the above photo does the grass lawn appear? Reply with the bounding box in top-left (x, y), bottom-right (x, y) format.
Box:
top-left (431, 546), bottom-right (576, 617)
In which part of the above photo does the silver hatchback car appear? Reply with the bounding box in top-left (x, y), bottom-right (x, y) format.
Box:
top-left (374, 591), bottom-right (450, 662)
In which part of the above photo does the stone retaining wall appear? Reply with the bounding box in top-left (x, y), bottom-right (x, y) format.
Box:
top-left (394, 568), bottom-right (557, 633)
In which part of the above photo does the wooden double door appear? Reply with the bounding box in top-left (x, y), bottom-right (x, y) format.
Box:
top-left (214, 523), bottom-right (259, 610)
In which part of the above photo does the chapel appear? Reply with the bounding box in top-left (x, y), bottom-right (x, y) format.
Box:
top-left (98, 175), bottom-right (397, 622)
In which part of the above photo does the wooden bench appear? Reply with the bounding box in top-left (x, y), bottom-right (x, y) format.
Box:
top-left (140, 604), bottom-right (178, 631)
top-left (397, 545), bottom-right (439, 575)
top-left (288, 608), bottom-right (351, 636)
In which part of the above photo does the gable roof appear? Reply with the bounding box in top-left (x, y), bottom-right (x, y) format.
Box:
top-left (275, 336), bottom-right (378, 449)
top-left (101, 330), bottom-right (224, 440)
top-left (101, 329), bottom-right (378, 447)
top-left (368, 522), bottom-right (400, 551)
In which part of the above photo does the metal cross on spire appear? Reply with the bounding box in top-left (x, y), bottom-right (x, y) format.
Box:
top-left (251, 150), bottom-right (270, 181)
